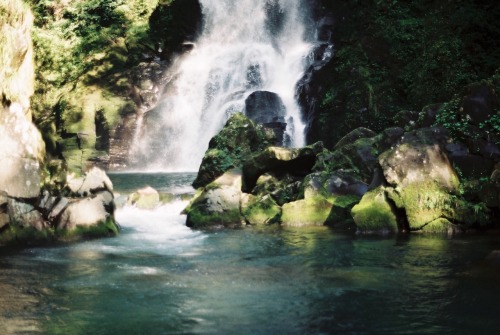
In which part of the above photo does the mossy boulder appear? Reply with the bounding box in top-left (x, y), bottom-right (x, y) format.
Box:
top-left (387, 182), bottom-right (490, 231)
top-left (241, 194), bottom-right (281, 225)
top-left (281, 196), bottom-right (333, 227)
top-left (379, 142), bottom-right (460, 192)
top-left (185, 169), bottom-right (243, 229)
top-left (250, 173), bottom-right (301, 206)
top-left (241, 142), bottom-right (324, 192)
top-left (351, 187), bottom-right (399, 234)
top-left (193, 113), bottom-right (276, 188)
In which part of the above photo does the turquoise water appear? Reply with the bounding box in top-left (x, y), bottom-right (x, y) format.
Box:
top-left (1, 173), bottom-right (499, 335)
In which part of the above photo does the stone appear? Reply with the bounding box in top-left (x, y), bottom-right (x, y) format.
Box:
top-left (303, 171), bottom-right (368, 200)
top-left (48, 197), bottom-right (70, 221)
top-left (58, 197), bottom-right (110, 230)
top-left (242, 142), bottom-right (324, 192)
top-left (241, 194), bottom-right (281, 225)
top-left (351, 187), bottom-right (399, 234)
top-left (281, 196), bottom-right (333, 227)
top-left (244, 91), bottom-right (286, 124)
top-left (460, 83), bottom-right (498, 125)
top-left (185, 170), bottom-right (243, 229)
top-left (245, 91), bottom-right (288, 146)
top-left (192, 113), bottom-right (275, 188)
top-left (66, 167), bottom-right (113, 196)
top-left (7, 199), bottom-right (46, 231)
top-left (333, 127), bottom-right (377, 150)
top-left (0, 104), bottom-right (45, 199)
top-left (379, 143), bottom-right (459, 192)
top-left (127, 186), bottom-right (160, 210)
top-left (185, 186), bottom-right (242, 229)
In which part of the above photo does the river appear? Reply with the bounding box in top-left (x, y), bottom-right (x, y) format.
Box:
top-left (1, 173), bottom-right (499, 335)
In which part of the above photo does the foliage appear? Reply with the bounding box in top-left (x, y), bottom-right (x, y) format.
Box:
top-left (311, 0), bottom-right (500, 145)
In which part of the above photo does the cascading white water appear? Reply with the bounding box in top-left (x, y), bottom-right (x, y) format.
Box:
top-left (136, 0), bottom-right (312, 171)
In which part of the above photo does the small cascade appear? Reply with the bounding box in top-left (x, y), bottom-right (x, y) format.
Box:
top-left (133, 0), bottom-right (314, 171)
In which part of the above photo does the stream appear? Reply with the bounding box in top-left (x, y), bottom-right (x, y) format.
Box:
top-left (1, 173), bottom-right (499, 335)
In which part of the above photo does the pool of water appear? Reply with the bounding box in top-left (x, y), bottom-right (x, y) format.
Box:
top-left (1, 173), bottom-right (499, 335)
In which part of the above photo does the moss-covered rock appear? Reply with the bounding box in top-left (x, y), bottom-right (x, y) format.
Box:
top-left (379, 142), bottom-right (460, 192)
top-left (351, 187), bottom-right (399, 234)
top-left (281, 196), bottom-right (332, 227)
top-left (193, 113), bottom-right (276, 188)
top-left (241, 193), bottom-right (281, 225)
top-left (185, 169), bottom-right (243, 229)
top-left (242, 142), bottom-right (324, 192)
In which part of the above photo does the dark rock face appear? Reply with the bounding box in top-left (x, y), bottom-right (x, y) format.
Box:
top-left (244, 91), bottom-right (288, 145)
top-left (149, 0), bottom-right (203, 59)
top-left (460, 83), bottom-right (498, 125)
top-left (245, 91), bottom-right (286, 124)
top-left (242, 142), bottom-right (324, 193)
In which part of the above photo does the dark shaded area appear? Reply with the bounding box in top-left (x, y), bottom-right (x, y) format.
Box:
top-left (149, 0), bottom-right (203, 60)
top-left (299, 0), bottom-right (500, 148)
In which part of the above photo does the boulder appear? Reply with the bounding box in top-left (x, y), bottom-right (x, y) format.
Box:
top-left (386, 182), bottom-right (490, 231)
top-left (244, 91), bottom-right (286, 124)
top-left (244, 91), bottom-right (288, 146)
top-left (251, 173), bottom-right (301, 206)
top-left (460, 83), bottom-right (498, 125)
top-left (192, 113), bottom-right (275, 188)
top-left (58, 191), bottom-right (115, 230)
top-left (185, 170), bottom-right (243, 229)
top-left (302, 171), bottom-right (368, 199)
top-left (127, 186), bottom-right (160, 209)
top-left (242, 142), bottom-right (324, 192)
top-left (281, 196), bottom-right (332, 227)
top-left (379, 143), bottom-right (459, 192)
top-left (333, 127), bottom-right (377, 150)
top-left (0, 103), bottom-right (45, 199)
top-left (7, 199), bottom-right (46, 231)
top-left (66, 167), bottom-right (113, 196)
top-left (241, 194), bottom-right (281, 225)
top-left (351, 187), bottom-right (399, 234)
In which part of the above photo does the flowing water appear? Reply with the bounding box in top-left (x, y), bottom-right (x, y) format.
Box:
top-left (134, 0), bottom-right (312, 171)
top-left (1, 173), bottom-right (500, 335)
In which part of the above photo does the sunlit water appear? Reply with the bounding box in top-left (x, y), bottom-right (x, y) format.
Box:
top-left (134, 0), bottom-right (312, 171)
top-left (1, 173), bottom-right (500, 335)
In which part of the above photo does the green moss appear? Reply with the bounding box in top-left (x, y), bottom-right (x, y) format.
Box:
top-left (351, 187), bottom-right (398, 234)
top-left (56, 217), bottom-right (119, 241)
top-left (241, 194), bottom-right (281, 225)
top-left (281, 196), bottom-right (332, 227)
top-left (0, 217), bottom-right (119, 246)
top-left (186, 207), bottom-right (241, 229)
top-left (419, 218), bottom-right (458, 234)
top-left (308, 1), bottom-right (500, 146)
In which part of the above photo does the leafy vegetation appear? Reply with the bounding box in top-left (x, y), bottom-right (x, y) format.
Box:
top-left (310, 0), bottom-right (500, 146)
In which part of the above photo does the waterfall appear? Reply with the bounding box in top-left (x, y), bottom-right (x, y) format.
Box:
top-left (135, 0), bottom-right (313, 172)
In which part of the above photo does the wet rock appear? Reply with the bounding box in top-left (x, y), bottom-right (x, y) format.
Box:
top-left (351, 187), bottom-right (399, 234)
top-left (241, 194), bottom-right (281, 225)
top-left (281, 197), bottom-right (333, 227)
top-left (244, 91), bottom-right (288, 145)
top-left (379, 143), bottom-right (459, 192)
top-left (57, 194), bottom-right (113, 230)
top-left (242, 142), bottom-right (324, 192)
top-left (460, 83), bottom-right (498, 125)
top-left (127, 186), bottom-right (160, 210)
top-left (185, 170), bottom-right (243, 229)
top-left (193, 113), bottom-right (276, 188)
top-left (334, 127), bottom-right (377, 150)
